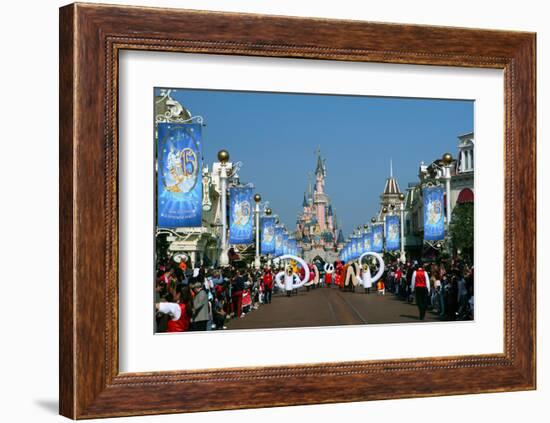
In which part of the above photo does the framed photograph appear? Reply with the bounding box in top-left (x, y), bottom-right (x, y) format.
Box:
top-left (59, 3), bottom-right (536, 419)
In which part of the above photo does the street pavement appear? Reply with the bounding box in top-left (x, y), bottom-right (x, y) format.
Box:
top-left (225, 285), bottom-right (440, 330)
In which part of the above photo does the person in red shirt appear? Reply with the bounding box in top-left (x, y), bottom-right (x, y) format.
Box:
top-left (395, 267), bottom-right (403, 296)
top-left (156, 286), bottom-right (193, 332)
top-left (262, 267), bottom-right (274, 304)
top-left (411, 262), bottom-right (431, 320)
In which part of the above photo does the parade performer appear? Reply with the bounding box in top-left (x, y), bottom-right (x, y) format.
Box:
top-left (324, 263), bottom-right (334, 286)
top-left (274, 254), bottom-right (310, 297)
top-left (411, 262), bottom-right (430, 320)
top-left (283, 266), bottom-right (299, 296)
top-left (335, 261), bottom-right (345, 288)
top-left (358, 252), bottom-right (386, 295)
top-left (313, 263), bottom-right (320, 287)
top-left (344, 262), bottom-right (361, 291)
top-left (262, 267), bottom-right (274, 304)
top-left (304, 263), bottom-right (315, 291)
top-left (360, 264), bottom-right (373, 294)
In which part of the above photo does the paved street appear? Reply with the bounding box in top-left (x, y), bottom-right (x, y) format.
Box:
top-left (226, 285), bottom-right (439, 330)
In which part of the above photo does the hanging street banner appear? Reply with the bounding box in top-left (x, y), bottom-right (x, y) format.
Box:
top-left (274, 226), bottom-right (284, 257)
top-left (289, 238), bottom-right (298, 256)
top-left (282, 233), bottom-right (290, 255)
top-left (260, 216), bottom-right (276, 254)
top-left (363, 230), bottom-right (372, 253)
top-left (355, 235), bottom-right (364, 258)
top-left (372, 224), bottom-right (384, 253)
top-left (423, 186), bottom-right (445, 241)
top-left (157, 123), bottom-right (203, 228)
top-left (229, 186), bottom-right (254, 244)
top-left (385, 215), bottom-right (400, 251)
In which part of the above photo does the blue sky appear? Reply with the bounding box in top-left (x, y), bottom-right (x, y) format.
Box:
top-left (159, 88), bottom-right (473, 237)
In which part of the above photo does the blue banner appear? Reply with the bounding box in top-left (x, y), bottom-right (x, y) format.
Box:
top-left (157, 123), bottom-right (203, 227)
top-left (260, 217), bottom-right (276, 255)
top-left (363, 230), bottom-right (372, 253)
top-left (372, 224), bottom-right (384, 253)
top-left (274, 226), bottom-right (284, 257)
top-left (353, 236), bottom-right (360, 259)
top-left (289, 238), bottom-right (297, 256)
top-left (282, 233), bottom-right (290, 255)
top-left (385, 215), bottom-right (400, 251)
top-left (423, 186), bottom-right (445, 241)
top-left (354, 236), bottom-right (362, 258)
top-left (229, 186), bottom-right (254, 244)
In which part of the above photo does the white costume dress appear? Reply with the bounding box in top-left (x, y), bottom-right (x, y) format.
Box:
top-left (361, 267), bottom-right (373, 289)
top-left (284, 273), bottom-right (298, 292)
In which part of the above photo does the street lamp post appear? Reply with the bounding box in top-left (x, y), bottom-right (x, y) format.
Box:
top-left (217, 149), bottom-right (230, 266)
top-left (265, 208), bottom-right (273, 266)
top-left (442, 153), bottom-right (454, 256)
top-left (254, 193), bottom-right (262, 269)
top-left (381, 206), bottom-right (388, 252)
top-left (398, 192), bottom-right (406, 263)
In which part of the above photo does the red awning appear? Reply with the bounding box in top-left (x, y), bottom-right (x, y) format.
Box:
top-left (457, 188), bottom-right (474, 204)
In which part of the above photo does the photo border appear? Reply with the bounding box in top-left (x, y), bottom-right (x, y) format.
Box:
top-left (59, 3), bottom-right (536, 418)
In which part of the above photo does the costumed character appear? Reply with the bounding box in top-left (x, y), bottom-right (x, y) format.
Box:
top-left (358, 252), bottom-right (385, 295)
top-left (312, 263), bottom-right (320, 286)
top-left (360, 264), bottom-right (373, 294)
top-left (304, 263), bottom-right (316, 291)
top-left (274, 254), bottom-right (310, 297)
top-left (324, 263), bottom-right (334, 286)
top-left (344, 262), bottom-right (361, 291)
top-left (335, 261), bottom-right (345, 288)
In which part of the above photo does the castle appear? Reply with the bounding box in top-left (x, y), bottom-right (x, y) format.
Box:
top-left (295, 151), bottom-right (344, 262)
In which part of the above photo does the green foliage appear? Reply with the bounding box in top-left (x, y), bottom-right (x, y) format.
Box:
top-left (450, 203), bottom-right (474, 252)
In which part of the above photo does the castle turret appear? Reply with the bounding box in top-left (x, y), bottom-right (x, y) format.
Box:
top-left (378, 159), bottom-right (402, 219)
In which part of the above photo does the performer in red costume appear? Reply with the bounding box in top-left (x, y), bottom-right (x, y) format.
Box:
top-left (335, 261), bottom-right (345, 289)
top-left (324, 269), bottom-right (332, 285)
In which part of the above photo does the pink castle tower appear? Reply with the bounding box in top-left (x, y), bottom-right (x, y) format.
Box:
top-left (314, 150), bottom-right (328, 231)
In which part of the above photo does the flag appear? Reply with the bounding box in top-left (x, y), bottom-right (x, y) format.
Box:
top-left (372, 224), bottom-right (384, 253)
top-left (423, 186), bottom-right (445, 241)
top-left (385, 215), bottom-right (400, 251)
top-left (157, 123), bottom-right (202, 227)
top-left (274, 226), bottom-right (284, 257)
top-left (229, 186), bottom-right (254, 244)
top-left (260, 216), bottom-right (276, 254)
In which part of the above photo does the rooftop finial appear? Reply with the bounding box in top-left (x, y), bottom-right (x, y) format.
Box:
top-left (390, 158), bottom-right (393, 177)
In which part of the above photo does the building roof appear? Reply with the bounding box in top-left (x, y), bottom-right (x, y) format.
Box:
top-left (322, 232), bottom-right (334, 242)
top-left (383, 176), bottom-right (401, 195)
top-left (302, 192), bottom-right (308, 207)
top-left (336, 229), bottom-right (345, 244)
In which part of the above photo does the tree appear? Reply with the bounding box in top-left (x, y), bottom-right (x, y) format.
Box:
top-left (449, 203), bottom-right (474, 261)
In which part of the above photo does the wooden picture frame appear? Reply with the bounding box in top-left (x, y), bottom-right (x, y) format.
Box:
top-left (59, 2), bottom-right (536, 419)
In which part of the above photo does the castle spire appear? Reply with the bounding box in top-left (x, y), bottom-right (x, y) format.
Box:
top-left (315, 147), bottom-right (325, 177)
